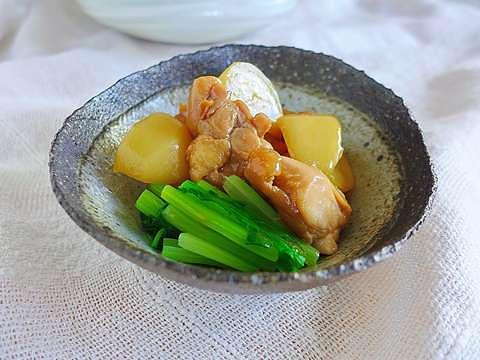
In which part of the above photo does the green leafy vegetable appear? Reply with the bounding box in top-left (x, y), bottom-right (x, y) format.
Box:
top-left (161, 184), bottom-right (279, 262)
top-left (137, 188), bottom-right (179, 240)
top-left (163, 238), bottom-right (179, 247)
top-left (162, 205), bottom-right (276, 271)
top-left (137, 178), bottom-right (319, 271)
top-left (162, 241), bottom-right (225, 267)
top-left (140, 213), bottom-right (165, 237)
top-left (147, 183), bottom-right (166, 198)
top-left (150, 228), bottom-right (166, 250)
top-left (197, 180), bottom-right (230, 199)
top-left (135, 189), bottom-right (166, 218)
top-left (223, 175), bottom-right (281, 224)
top-left (178, 233), bottom-right (257, 272)
top-left (162, 181), bottom-right (318, 271)
top-left (180, 180), bottom-right (315, 270)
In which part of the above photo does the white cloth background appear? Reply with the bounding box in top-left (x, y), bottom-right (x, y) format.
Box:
top-left (1, 0), bottom-right (480, 358)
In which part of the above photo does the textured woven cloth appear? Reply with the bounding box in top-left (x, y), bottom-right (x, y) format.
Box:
top-left (1, 0), bottom-right (480, 358)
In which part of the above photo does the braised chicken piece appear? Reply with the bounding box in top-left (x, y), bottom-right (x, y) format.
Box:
top-left (187, 135), bottom-right (230, 185)
top-left (244, 148), bottom-right (351, 254)
top-left (185, 76), bottom-right (272, 186)
top-left (184, 76), bottom-right (351, 254)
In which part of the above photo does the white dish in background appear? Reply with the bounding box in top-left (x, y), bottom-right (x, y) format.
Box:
top-left (76, 0), bottom-right (298, 44)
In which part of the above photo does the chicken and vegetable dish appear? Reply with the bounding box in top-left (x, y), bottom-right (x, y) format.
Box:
top-left (113, 62), bottom-right (354, 272)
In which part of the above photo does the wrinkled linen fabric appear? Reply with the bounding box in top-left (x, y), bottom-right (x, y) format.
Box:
top-left (1, 0), bottom-right (480, 358)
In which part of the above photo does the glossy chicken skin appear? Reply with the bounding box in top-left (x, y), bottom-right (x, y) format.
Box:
top-left (244, 148), bottom-right (351, 254)
top-left (184, 76), bottom-right (351, 254)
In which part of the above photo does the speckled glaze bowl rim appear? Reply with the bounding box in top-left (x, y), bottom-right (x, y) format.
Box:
top-left (49, 44), bottom-right (436, 293)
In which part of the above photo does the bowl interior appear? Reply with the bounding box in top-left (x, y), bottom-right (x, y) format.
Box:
top-left (80, 84), bottom-right (402, 270)
top-left (50, 45), bottom-right (433, 293)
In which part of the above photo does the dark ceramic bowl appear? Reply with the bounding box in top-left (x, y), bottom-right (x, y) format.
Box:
top-left (49, 44), bottom-right (435, 294)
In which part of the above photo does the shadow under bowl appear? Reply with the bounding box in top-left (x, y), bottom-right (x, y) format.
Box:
top-left (49, 44), bottom-right (435, 294)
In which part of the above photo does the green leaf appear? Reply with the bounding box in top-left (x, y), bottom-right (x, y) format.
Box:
top-left (162, 238), bottom-right (179, 247)
top-left (147, 183), bottom-right (166, 198)
top-left (161, 184), bottom-right (278, 262)
top-left (162, 244), bottom-right (225, 267)
top-left (175, 181), bottom-right (309, 271)
top-left (162, 205), bottom-right (276, 271)
top-left (224, 175), bottom-right (281, 224)
top-left (135, 189), bottom-right (166, 218)
top-left (178, 233), bottom-right (257, 272)
top-left (150, 228), bottom-right (166, 250)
